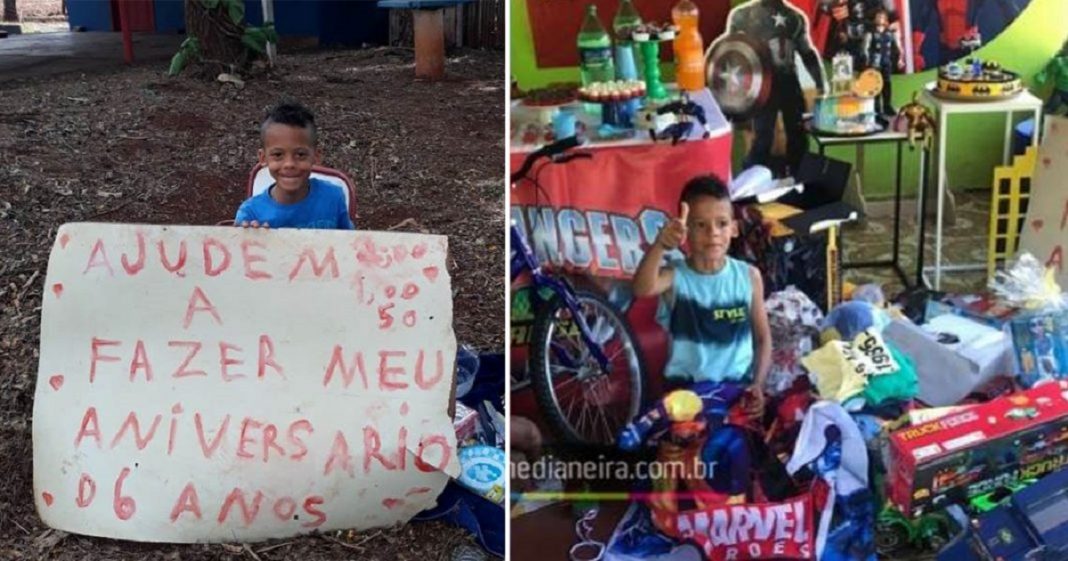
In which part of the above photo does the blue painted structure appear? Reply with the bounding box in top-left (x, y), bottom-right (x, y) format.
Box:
top-left (67, 0), bottom-right (389, 46)
top-left (66, 0), bottom-right (114, 32)
top-left (154, 0), bottom-right (185, 32)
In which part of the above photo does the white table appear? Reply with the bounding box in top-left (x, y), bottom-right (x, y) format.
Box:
top-left (810, 128), bottom-right (930, 288)
top-left (921, 87), bottom-right (1043, 289)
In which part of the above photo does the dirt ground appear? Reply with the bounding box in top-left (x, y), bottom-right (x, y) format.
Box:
top-left (0, 45), bottom-right (504, 560)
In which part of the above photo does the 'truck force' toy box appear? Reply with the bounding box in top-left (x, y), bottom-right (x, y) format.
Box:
top-left (888, 381), bottom-right (1068, 517)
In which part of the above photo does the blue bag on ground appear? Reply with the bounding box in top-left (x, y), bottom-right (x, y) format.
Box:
top-left (413, 352), bottom-right (505, 557)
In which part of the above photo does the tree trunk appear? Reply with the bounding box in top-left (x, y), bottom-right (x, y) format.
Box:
top-left (184, 0), bottom-right (248, 75)
top-left (2, 0), bottom-right (18, 22)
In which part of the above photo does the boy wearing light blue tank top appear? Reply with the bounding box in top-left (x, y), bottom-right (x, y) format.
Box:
top-left (619, 176), bottom-right (772, 449)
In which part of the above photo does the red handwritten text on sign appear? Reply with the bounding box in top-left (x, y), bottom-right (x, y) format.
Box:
top-left (34, 224), bottom-right (457, 543)
top-left (1019, 116), bottom-right (1068, 286)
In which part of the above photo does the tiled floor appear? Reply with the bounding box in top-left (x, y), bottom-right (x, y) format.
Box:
top-left (842, 189), bottom-right (992, 296)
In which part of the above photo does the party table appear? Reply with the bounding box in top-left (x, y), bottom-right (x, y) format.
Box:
top-left (509, 88), bottom-right (732, 411)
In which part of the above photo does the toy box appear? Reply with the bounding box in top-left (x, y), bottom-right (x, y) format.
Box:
top-left (937, 464), bottom-right (1068, 561)
top-left (888, 381), bottom-right (1068, 518)
top-left (1008, 309), bottom-right (1068, 387)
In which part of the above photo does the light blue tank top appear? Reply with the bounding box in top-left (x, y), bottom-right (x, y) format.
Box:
top-left (661, 257), bottom-right (754, 383)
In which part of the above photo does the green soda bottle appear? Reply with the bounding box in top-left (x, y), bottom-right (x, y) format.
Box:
top-left (578, 4), bottom-right (615, 87)
top-left (613, 0), bottom-right (642, 80)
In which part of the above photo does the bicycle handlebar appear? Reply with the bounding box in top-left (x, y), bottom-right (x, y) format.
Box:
top-left (510, 135), bottom-right (584, 184)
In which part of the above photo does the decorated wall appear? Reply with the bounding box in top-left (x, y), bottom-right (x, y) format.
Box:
top-left (510, 0), bottom-right (1068, 196)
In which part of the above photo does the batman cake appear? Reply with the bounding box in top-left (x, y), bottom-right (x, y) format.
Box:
top-left (933, 59), bottom-right (1023, 101)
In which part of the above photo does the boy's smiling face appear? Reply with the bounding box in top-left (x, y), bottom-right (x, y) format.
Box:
top-left (685, 196), bottom-right (737, 263)
top-left (259, 123), bottom-right (320, 201)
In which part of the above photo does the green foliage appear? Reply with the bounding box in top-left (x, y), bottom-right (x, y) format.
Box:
top-left (241, 23), bottom-right (278, 55)
top-left (168, 1), bottom-right (277, 76)
top-left (168, 37), bottom-right (201, 76)
top-left (223, 0), bottom-right (245, 25)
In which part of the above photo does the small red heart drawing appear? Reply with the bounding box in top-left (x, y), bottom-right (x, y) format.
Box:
top-left (51, 283), bottom-right (63, 298)
top-left (412, 243), bottom-right (428, 259)
top-left (381, 498), bottom-right (404, 510)
top-left (1033, 219), bottom-right (1045, 232)
top-left (42, 492), bottom-right (54, 506)
top-left (422, 266), bottom-right (439, 283)
top-left (59, 233), bottom-right (70, 249)
top-left (49, 375), bottom-right (64, 391)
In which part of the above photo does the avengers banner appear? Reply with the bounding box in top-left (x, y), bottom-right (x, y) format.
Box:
top-left (509, 137), bottom-right (731, 279)
top-left (509, 134), bottom-right (731, 388)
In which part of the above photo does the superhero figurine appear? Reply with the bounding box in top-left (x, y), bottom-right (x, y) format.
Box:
top-left (618, 390), bottom-right (752, 534)
top-left (1028, 317), bottom-right (1059, 379)
top-left (728, 0), bottom-right (826, 173)
top-left (911, 0), bottom-right (1026, 71)
top-left (635, 93), bottom-right (713, 146)
top-left (896, 91), bottom-right (937, 150)
top-left (861, 9), bottom-right (902, 115)
top-left (1035, 40), bottom-right (1068, 116)
top-left (812, 0), bottom-right (896, 59)
top-left (841, 2), bottom-right (870, 63)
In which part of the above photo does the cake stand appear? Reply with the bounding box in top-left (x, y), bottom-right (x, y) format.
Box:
top-left (632, 27), bottom-right (676, 102)
top-left (577, 90), bottom-right (646, 139)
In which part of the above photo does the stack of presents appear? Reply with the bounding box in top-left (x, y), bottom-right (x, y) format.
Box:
top-left (605, 253), bottom-right (1068, 561)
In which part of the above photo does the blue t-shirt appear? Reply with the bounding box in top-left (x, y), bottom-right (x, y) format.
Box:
top-left (660, 257), bottom-right (754, 383)
top-left (234, 178), bottom-right (354, 230)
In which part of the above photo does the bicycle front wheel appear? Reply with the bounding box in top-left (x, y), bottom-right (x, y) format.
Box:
top-left (528, 289), bottom-right (645, 445)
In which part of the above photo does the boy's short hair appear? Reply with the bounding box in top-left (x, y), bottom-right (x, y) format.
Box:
top-left (261, 102), bottom-right (318, 145)
top-left (679, 175), bottom-right (731, 207)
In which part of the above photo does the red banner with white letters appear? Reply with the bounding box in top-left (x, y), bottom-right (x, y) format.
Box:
top-left (654, 494), bottom-right (816, 561)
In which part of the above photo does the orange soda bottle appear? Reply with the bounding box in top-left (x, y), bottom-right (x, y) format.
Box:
top-left (672, 0), bottom-right (705, 92)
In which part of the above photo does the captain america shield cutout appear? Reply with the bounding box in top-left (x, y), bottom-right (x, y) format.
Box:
top-left (706, 34), bottom-right (774, 120)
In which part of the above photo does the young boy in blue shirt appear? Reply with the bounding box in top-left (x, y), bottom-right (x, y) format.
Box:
top-left (620, 176), bottom-right (772, 448)
top-left (235, 102), bottom-right (354, 230)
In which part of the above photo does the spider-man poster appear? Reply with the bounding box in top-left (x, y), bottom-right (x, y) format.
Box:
top-left (910, 0), bottom-right (1032, 72)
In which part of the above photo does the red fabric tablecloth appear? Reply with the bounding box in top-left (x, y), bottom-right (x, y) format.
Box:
top-left (510, 123), bottom-right (733, 428)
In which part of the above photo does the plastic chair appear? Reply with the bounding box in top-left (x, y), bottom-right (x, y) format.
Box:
top-left (246, 163), bottom-right (358, 224)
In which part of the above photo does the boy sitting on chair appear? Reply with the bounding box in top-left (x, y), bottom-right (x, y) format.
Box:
top-left (235, 102), bottom-right (354, 230)
top-left (619, 176), bottom-right (772, 449)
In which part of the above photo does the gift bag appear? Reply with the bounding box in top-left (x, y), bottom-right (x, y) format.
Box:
top-left (733, 208), bottom-right (834, 312)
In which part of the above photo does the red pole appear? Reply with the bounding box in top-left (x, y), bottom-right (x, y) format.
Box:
top-left (118, 0), bottom-right (134, 64)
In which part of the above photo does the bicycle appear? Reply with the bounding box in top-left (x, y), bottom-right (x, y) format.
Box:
top-left (511, 136), bottom-right (646, 446)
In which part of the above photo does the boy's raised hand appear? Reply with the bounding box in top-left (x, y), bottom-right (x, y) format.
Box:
top-left (656, 201), bottom-right (689, 250)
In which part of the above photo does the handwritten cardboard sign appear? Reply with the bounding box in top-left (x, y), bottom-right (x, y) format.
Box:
top-left (32, 223), bottom-right (459, 543)
top-left (1020, 115), bottom-right (1068, 287)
